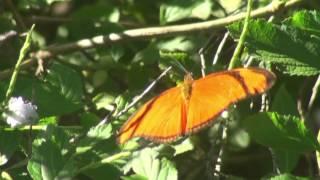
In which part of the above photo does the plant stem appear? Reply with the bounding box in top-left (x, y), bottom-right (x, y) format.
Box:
top-left (228, 0), bottom-right (253, 70)
top-left (5, 25), bottom-right (35, 103)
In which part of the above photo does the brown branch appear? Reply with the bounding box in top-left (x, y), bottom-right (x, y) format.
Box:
top-left (0, 0), bottom-right (303, 80)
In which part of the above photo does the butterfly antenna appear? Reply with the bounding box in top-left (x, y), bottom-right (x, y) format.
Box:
top-left (171, 60), bottom-right (189, 75)
top-left (112, 66), bottom-right (173, 120)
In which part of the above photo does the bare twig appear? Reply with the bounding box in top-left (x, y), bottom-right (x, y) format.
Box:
top-left (199, 49), bottom-right (207, 77)
top-left (0, 0), bottom-right (303, 80)
top-left (0, 30), bottom-right (18, 45)
top-left (198, 33), bottom-right (218, 77)
top-left (212, 32), bottom-right (229, 65)
top-left (98, 66), bottom-right (172, 125)
top-left (308, 75), bottom-right (320, 110)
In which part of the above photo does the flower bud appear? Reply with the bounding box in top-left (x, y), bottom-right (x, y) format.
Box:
top-left (5, 97), bottom-right (39, 128)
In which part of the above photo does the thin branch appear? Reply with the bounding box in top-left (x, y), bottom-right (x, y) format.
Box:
top-left (98, 66), bottom-right (172, 125)
top-left (199, 49), bottom-right (207, 77)
top-left (212, 32), bottom-right (229, 65)
top-left (115, 66), bottom-right (172, 118)
top-left (0, 30), bottom-right (18, 45)
top-left (308, 75), bottom-right (320, 110)
top-left (0, 0), bottom-right (303, 80)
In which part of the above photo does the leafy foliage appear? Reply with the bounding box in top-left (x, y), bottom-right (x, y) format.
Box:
top-left (228, 18), bottom-right (320, 76)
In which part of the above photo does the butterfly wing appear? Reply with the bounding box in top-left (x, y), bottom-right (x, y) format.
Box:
top-left (186, 68), bottom-right (275, 133)
top-left (118, 87), bottom-right (187, 144)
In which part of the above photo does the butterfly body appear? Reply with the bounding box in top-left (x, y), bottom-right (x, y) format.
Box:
top-left (118, 68), bottom-right (275, 144)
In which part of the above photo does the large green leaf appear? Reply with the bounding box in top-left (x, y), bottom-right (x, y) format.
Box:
top-left (271, 85), bottom-right (298, 116)
top-left (228, 19), bottom-right (320, 76)
top-left (27, 125), bottom-right (75, 180)
top-left (271, 149), bottom-right (300, 173)
top-left (67, 2), bottom-right (121, 39)
top-left (14, 62), bottom-right (84, 117)
top-left (0, 130), bottom-right (20, 166)
top-left (242, 112), bottom-right (320, 152)
top-left (266, 173), bottom-right (310, 180)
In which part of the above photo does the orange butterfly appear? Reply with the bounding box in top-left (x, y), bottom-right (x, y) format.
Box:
top-left (118, 68), bottom-right (275, 144)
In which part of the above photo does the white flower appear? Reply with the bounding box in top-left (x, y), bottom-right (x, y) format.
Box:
top-left (5, 97), bottom-right (39, 128)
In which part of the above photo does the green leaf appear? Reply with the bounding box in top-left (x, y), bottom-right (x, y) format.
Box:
top-left (67, 2), bottom-right (121, 39)
top-left (228, 19), bottom-right (320, 76)
top-left (83, 164), bottom-right (121, 180)
top-left (157, 36), bottom-right (201, 52)
top-left (266, 173), bottom-right (310, 180)
top-left (93, 93), bottom-right (116, 111)
top-left (160, 0), bottom-right (213, 24)
top-left (172, 138), bottom-right (194, 156)
top-left (41, 62), bottom-right (83, 116)
top-left (14, 62), bottom-right (83, 117)
top-left (76, 124), bottom-right (113, 154)
top-left (132, 44), bottom-right (160, 65)
top-left (38, 116), bottom-right (58, 125)
top-left (0, 130), bottom-right (20, 166)
top-left (271, 149), bottom-right (300, 173)
top-left (121, 174), bottom-right (148, 180)
top-left (288, 10), bottom-right (320, 37)
top-left (87, 124), bottom-right (112, 140)
top-left (271, 85), bottom-right (298, 116)
top-left (27, 125), bottom-right (75, 180)
top-left (242, 112), bottom-right (320, 152)
top-left (79, 112), bottom-right (100, 129)
top-left (130, 148), bottom-right (178, 180)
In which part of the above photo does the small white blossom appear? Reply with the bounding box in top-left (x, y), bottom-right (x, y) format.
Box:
top-left (5, 97), bottom-right (39, 128)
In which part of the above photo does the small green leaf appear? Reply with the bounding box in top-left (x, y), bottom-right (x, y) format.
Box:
top-left (76, 124), bottom-right (113, 154)
top-left (93, 93), bottom-right (116, 111)
top-left (242, 112), bottom-right (320, 152)
top-left (157, 36), bottom-right (199, 52)
top-left (130, 148), bottom-right (177, 180)
top-left (173, 138), bottom-right (194, 156)
top-left (160, 0), bottom-right (213, 24)
top-left (38, 116), bottom-right (57, 125)
top-left (87, 124), bottom-right (113, 140)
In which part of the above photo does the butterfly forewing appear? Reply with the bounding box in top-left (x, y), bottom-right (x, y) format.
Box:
top-left (118, 87), bottom-right (187, 144)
